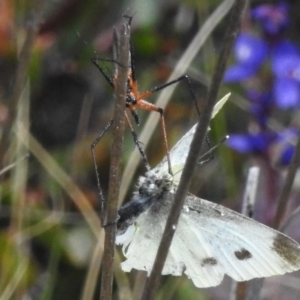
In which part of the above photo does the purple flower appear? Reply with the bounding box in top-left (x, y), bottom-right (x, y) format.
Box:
top-left (226, 132), bottom-right (273, 154)
top-left (233, 34), bottom-right (268, 65)
top-left (227, 128), bottom-right (299, 166)
top-left (271, 41), bottom-right (300, 108)
top-left (252, 2), bottom-right (290, 35)
top-left (224, 34), bottom-right (268, 82)
top-left (273, 77), bottom-right (300, 108)
top-left (225, 37), bottom-right (300, 108)
top-left (272, 40), bottom-right (300, 59)
top-left (272, 44), bottom-right (300, 79)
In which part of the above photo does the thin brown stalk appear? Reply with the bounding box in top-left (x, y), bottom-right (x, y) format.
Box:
top-left (99, 22), bottom-right (130, 300)
top-left (273, 129), bottom-right (300, 229)
top-left (141, 1), bottom-right (249, 299)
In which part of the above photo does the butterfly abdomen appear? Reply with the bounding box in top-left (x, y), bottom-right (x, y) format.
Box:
top-left (117, 196), bottom-right (153, 234)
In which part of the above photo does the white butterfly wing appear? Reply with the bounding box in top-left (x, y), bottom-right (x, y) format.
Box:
top-left (178, 195), bottom-right (300, 287)
top-left (119, 192), bottom-right (300, 288)
top-left (153, 93), bottom-right (231, 184)
top-left (119, 193), bottom-right (186, 276)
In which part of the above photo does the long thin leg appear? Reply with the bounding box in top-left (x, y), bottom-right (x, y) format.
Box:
top-left (91, 57), bottom-right (131, 87)
top-left (135, 75), bottom-right (198, 175)
top-left (139, 75), bottom-right (200, 115)
top-left (198, 136), bottom-right (213, 165)
top-left (123, 14), bottom-right (134, 26)
top-left (138, 75), bottom-right (214, 167)
top-left (133, 100), bottom-right (172, 174)
top-left (91, 58), bottom-right (150, 171)
top-left (91, 119), bottom-right (113, 226)
top-left (92, 18), bottom-right (155, 172)
top-left (128, 106), bottom-right (140, 126)
top-left (91, 58), bottom-right (115, 88)
top-left (125, 112), bottom-right (150, 171)
top-left (159, 111), bottom-right (172, 175)
top-left (92, 117), bottom-right (150, 228)
top-left (198, 136), bottom-right (228, 164)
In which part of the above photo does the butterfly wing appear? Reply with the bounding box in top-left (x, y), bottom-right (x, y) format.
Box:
top-left (152, 93), bottom-right (231, 184)
top-left (175, 194), bottom-right (300, 287)
top-left (119, 191), bottom-right (188, 277)
top-left (118, 192), bottom-right (300, 288)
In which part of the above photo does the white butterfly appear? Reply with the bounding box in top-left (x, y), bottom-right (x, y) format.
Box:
top-left (116, 93), bottom-right (300, 288)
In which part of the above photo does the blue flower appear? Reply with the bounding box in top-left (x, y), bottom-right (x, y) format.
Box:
top-left (252, 2), bottom-right (290, 35)
top-left (271, 41), bottom-right (300, 108)
top-left (224, 34), bottom-right (268, 82)
top-left (273, 77), bottom-right (300, 108)
top-left (227, 132), bottom-right (273, 154)
top-left (225, 37), bottom-right (300, 108)
top-left (227, 128), bottom-right (299, 166)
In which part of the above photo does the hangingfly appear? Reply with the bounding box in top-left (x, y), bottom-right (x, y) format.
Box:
top-left (115, 93), bottom-right (300, 288)
top-left (91, 15), bottom-right (198, 175)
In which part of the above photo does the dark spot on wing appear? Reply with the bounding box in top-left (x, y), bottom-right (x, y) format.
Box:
top-left (272, 234), bottom-right (300, 266)
top-left (234, 248), bottom-right (252, 260)
top-left (202, 257), bottom-right (217, 266)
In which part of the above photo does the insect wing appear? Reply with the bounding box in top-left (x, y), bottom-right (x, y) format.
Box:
top-left (180, 194), bottom-right (300, 287)
top-left (119, 191), bottom-right (300, 288)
